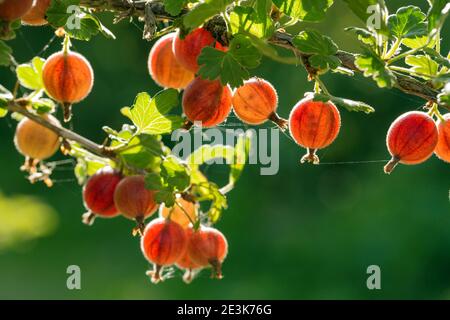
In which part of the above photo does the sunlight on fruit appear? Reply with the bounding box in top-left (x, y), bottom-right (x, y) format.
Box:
top-left (0, 192), bottom-right (58, 252)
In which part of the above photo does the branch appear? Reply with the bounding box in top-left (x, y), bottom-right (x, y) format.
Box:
top-left (6, 100), bottom-right (115, 159)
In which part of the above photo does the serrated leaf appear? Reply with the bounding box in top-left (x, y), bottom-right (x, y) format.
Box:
top-left (402, 35), bottom-right (435, 49)
top-left (273, 0), bottom-right (334, 22)
top-left (428, 0), bottom-right (450, 33)
top-left (155, 190), bottom-right (176, 207)
top-left (145, 172), bottom-right (165, 190)
top-left (121, 89), bottom-right (183, 135)
top-left (229, 6), bottom-right (274, 38)
top-left (345, 27), bottom-right (377, 47)
top-left (388, 6), bottom-right (427, 39)
top-left (16, 57), bottom-right (45, 90)
top-left (255, 0), bottom-right (272, 20)
top-left (163, 0), bottom-right (187, 16)
top-left (355, 48), bottom-right (396, 88)
top-left (197, 35), bottom-right (262, 87)
top-left (405, 55), bottom-right (439, 79)
top-left (423, 48), bottom-right (450, 69)
top-left (311, 93), bottom-right (375, 114)
top-left (118, 134), bottom-right (163, 170)
top-left (183, 0), bottom-right (233, 29)
top-left (161, 156), bottom-right (190, 191)
top-left (0, 40), bottom-right (12, 66)
top-left (46, 0), bottom-right (80, 27)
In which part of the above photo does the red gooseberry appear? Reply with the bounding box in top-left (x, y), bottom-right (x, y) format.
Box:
top-left (182, 76), bottom-right (232, 128)
top-left (21, 0), bottom-right (51, 26)
top-left (188, 226), bottom-right (228, 279)
top-left (14, 115), bottom-right (61, 163)
top-left (159, 196), bottom-right (197, 228)
top-left (176, 227), bottom-right (202, 283)
top-left (82, 167), bottom-right (123, 226)
top-left (148, 33), bottom-right (194, 89)
top-left (435, 113), bottom-right (450, 163)
top-left (42, 50), bottom-right (94, 122)
top-left (232, 78), bottom-right (288, 130)
top-left (0, 0), bottom-right (33, 22)
top-left (384, 111), bottom-right (438, 174)
top-left (289, 97), bottom-right (341, 164)
top-left (141, 218), bottom-right (188, 283)
top-left (173, 27), bottom-right (227, 73)
top-left (113, 175), bottom-right (159, 235)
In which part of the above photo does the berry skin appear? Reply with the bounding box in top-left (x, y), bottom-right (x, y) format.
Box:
top-left (188, 226), bottom-right (228, 279)
top-left (435, 114), bottom-right (450, 163)
top-left (42, 50), bottom-right (94, 122)
top-left (82, 167), bottom-right (123, 226)
top-left (173, 27), bottom-right (227, 73)
top-left (21, 0), bottom-right (51, 26)
top-left (176, 227), bottom-right (202, 283)
top-left (113, 175), bottom-right (159, 235)
top-left (0, 0), bottom-right (33, 21)
top-left (141, 218), bottom-right (188, 283)
top-left (14, 115), bottom-right (60, 162)
top-left (148, 33), bottom-right (194, 89)
top-left (289, 97), bottom-right (341, 164)
top-left (182, 77), bottom-right (232, 128)
top-left (232, 78), bottom-right (288, 129)
top-left (384, 111), bottom-right (438, 174)
top-left (159, 197), bottom-right (197, 228)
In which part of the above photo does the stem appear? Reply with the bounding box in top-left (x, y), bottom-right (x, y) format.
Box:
top-left (384, 37), bottom-right (402, 60)
top-left (315, 77), bottom-right (330, 96)
top-left (6, 100), bottom-right (115, 159)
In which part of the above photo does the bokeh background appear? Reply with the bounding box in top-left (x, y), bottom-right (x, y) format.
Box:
top-left (1, 0), bottom-right (449, 299)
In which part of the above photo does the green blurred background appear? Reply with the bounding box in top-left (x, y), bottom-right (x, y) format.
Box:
top-left (1, 0), bottom-right (449, 299)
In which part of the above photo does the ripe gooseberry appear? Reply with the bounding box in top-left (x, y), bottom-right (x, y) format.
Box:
top-left (176, 227), bottom-right (202, 283)
top-left (113, 175), bottom-right (159, 235)
top-left (435, 114), bottom-right (450, 163)
top-left (182, 76), bottom-right (232, 128)
top-left (0, 0), bottom-right (33, 22)
top-left (14, 115), bottom-right (61, 165)
top-left (232, 78), bottom-right (288, 130)
top-left (42, 50), bottom-right (94, 122)
top-left (141, 218), bottom-right (188, 283)
top-left (21, 0), bottom-right (51, 26)
top-left (159, 196), bottom-right (197, 228)
top-left (384, 111), bottom-right (438, 174)
top-left (173, 27), bottom-right (227, 73)
top-left (148, 33), bottom-right (194, 89)
top-left (82, 167), bottom-right (122, 226)
top-left (188, 226), bottom-right (228, 279)
top-left (289, 97), bottom-right (341, 164)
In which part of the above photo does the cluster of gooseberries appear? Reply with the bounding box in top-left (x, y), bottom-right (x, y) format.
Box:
top-left (4, 0), bottom-right (450, 285)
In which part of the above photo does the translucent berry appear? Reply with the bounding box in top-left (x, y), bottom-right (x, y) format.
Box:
top-left (384, 111), bottom-right (438, 174)
top-left (232, 78), bottom-right (288, 129)
top-left (14, 115), bottom-right (60, 162)
top-left (435, 113), bottom-right (450, 163)
top-left (289, 97), bottom-right (341, 164)
top-left (182, 77), bottom-right (232, 128)
top-left (176, 227), bottom-right (202, 283)
top-left (42, 50), bottom-right (94, 122)
top-left (148, 33), bottom-right (194, 89)
top-left (113, 175), bottom-right (159, 235)
top-left (160, 197), bottom-right (197, 228)
top-left (188, 226), bottom-right (228, 279)
top-left (141, 218), bottom-right (188, 283)
top-left (0, 0), bottom-right (33, 21)
top-left (21, 0), bottom-right (51, 26)
top-left (82, 167), bottom-right (122, 226)
top-left (173, 27), bottom-right (227, 73)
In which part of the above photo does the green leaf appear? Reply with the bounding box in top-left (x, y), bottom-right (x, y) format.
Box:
top-left (121, 89), bottom-right (183, 135)
top-left (118, 134), bottom-right (163, 170)
top-left (428, 0), bottom-right (450, 33)
top-left (183, 0), bottom-right (233, 29)
top-left (46, 0), bottom-right (80, 27)
top-left (161, 156), bottom-right (191, 192)
top-left (355, 48), bottom-right (396, 88)
top-left (0, 85), bottom-right (10, 117)
top-left (229, 131), bottom-right (252, 185)
top-left (0, 40), bottom-right (12, 66)
top-left (74, 158), bottom-right (108, 185)
top-left (387, 6), bottom-right (427, 39)
top-left (405, 55), bottom-right (439, 79)
top-left (402, 35), bottom-right (435, 49)
top-left (66, 13), bottom-right (115, 41)
top-left (30, 98), bottom-right (56, 114)
top-left (229, 6), bottom-right (274, 38)
top-left (255, 0), bottom-right (272, 20)
top-left (198, 35), bottom-right (261, 87)
top-left (293, 29), bottom-right (340, 71)
top-left (310, 92), bottom-right (375, 114)
top-left (273, 0), bottom-right (334, 22)
top-left (16, 57), bottom-right (45, 91)
top-left (438, 82), bottom-right (450, 107)
top-left (163, 0), bottom-right (188, 16)
top-left (187, 144), bottom-right (235, 169)
top-left (145, 173), bottom-right (165, 190)
top-left (423, 48), bottom-right (450, 69)
top-left (155, 190), bottom-right (176, 207)
top-left (345, 27), bottom-right (377, 48)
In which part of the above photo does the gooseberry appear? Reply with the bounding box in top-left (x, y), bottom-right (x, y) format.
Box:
top-left (435, 113), bottom-right (450, 163)
top-left (0, 0), bottom-right (33, 22)
top-left (159, 196), bottom-right (197, 228)
top-left (384, 111), bottom-right (438, 174)
top-left (289, 97), bottom-right (341, 164)
top-left (21, 0), bottom-right (51, 26)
